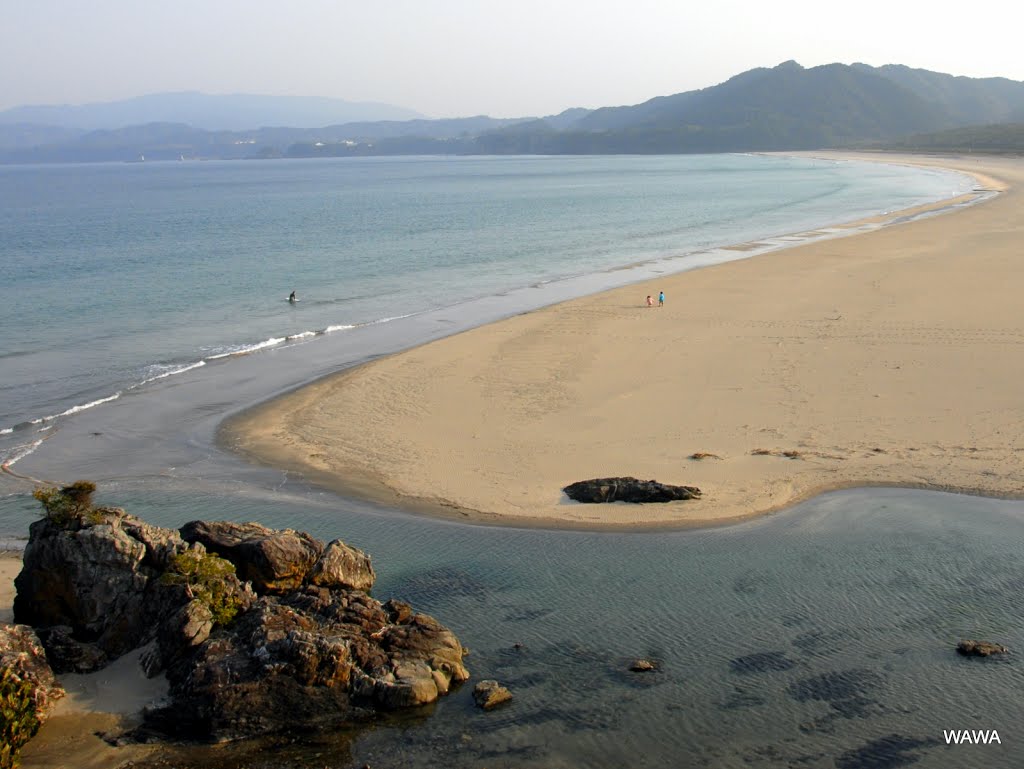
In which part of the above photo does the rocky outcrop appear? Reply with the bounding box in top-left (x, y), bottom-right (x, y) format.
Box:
top-left (13, 493), bottom-right (467, 743)
top-left (473, 680), bottom-right (512, 710)
top-left (13, 509), bottom-right (199, 671)
top-left (180, 521), bottom-right (325, 594)
top-left (146, 587), bottom-right (469, 740)
top-left (629, 658), bottom-right (657, 672)
top-left (563, 477), bottom-right (702, 504)
top-left (180, 521), bottom-right (375, 593)
top-left (957, 640), bottom-right (1008, 657)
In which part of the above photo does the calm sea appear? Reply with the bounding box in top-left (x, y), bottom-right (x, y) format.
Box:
top-left (0, 154), bottom-right (970, 468)
top-left (4, 154), bottom-right (1019, 768)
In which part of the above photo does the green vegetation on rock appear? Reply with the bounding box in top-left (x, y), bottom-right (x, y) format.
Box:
top-left (162, 550), bottom-right (244, 626)
top-left (0, 667), bottom-right (40, 769)
top-left (31, 480), bottom-right (98, 527)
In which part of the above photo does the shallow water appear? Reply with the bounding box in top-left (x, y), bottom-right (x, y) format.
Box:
top-left (4, 486), bottom-right (1022, 767)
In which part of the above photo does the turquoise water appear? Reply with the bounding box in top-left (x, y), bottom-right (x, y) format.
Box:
top-left (0, 154), bottom-right (968, 467)
top-left (4, 154), bottom-right (1017, 767)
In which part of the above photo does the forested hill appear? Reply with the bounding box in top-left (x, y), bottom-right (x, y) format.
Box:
top-left (4, 62), bottom-right (1024, 162)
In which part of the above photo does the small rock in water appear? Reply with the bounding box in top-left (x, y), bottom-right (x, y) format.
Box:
top-left (473, 680), bottom-right (513, 710)
top-left (957, 640), bottom-right (1008, 657)
top-left (630, 658), bottom-right (657, 672)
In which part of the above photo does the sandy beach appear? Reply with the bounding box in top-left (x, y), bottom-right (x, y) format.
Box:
top-left (222, 152), bottom-right (1024, 530)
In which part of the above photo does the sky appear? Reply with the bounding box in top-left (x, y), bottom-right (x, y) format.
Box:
top-left (3, 0), bottom-right (1022, 118)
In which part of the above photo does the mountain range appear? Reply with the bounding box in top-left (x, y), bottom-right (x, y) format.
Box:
top-left (3, 62), bottom-right (1024, 163)
top-left (0, 91), bottom-right (423, 133)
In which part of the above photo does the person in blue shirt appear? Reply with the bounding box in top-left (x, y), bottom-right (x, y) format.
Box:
top-left (658, 290), bottom-right (665, 307)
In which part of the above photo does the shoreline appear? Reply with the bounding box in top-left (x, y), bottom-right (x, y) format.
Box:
top-left (222, 151), bottom-right (1024, 531)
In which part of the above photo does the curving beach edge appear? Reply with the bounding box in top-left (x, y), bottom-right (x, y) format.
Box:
top-left (221, 152), bottom-right (1024, 530)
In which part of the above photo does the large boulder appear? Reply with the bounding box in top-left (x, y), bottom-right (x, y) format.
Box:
top-left (308, 539), bottom-right (375, 592)
top-left (180, 521), bottom-right (324, 594)
top-left (563, 477), bottom-right (702, 503)
top-left (13, 509), bottom-right (193, 671)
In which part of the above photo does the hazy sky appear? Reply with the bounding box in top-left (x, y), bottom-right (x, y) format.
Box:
top-left (3, 0), bottom-right (1022, 117)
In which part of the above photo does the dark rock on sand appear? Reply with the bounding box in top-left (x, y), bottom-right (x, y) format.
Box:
top-left (473, 680), bottom-right (513, 710)
top-left (563, 477), bottom-right (701, 504)
top-left (957, 640), bottom-right (1008, 657)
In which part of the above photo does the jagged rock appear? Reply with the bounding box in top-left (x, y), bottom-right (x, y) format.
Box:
top-left (563, 477), bottom-right (702, 503)
top-left (15, 499), bottom-right (469, 743)
top-left (472, 680), bottom-right (512, 710)
top-left (151, 588), bottom-right (469, 740)
top-left (13, 512), bottom-right (190, 672)
top-left (33, 625), bottom-right (108, 673)
top-left (630, 658), bottom-right (657, 672)
top-left (180, 521), bottom-right (324, 594)
top-left (152, 600), bottom-right (215, 675)
top-left (957, 640), bottom-right (1008, 657)
top-left (308, 539), bottom-right (375, 592)
top-left (0, 624), bottom-right (65, 722)
top-left (384, 599), bottom-right (414, 624)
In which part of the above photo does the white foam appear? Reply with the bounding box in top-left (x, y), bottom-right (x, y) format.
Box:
top-left (286, 331), bottom-right (317, 340)
top-left (19, 391), bottom-right (123, 430)
top-left (324, 324), bottom-right (355, 334)
top-left (206, 337), bottom-right (286, 359)
top-left (0, 428), bottom-right (11, 435)
top-left (136, 360), bottom-right (206, 387)
top-left (369, 313), bottom-right (416, 325)
top-left (2, 438), bottom-right (45, 468)
top-left (56, 392), bottom-right (122, 418)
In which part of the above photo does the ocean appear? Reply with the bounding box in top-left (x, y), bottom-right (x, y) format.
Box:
top-left (3, 154), bottom-right (1020, 767)
top-left (0, 153), bottom-right (972, 469)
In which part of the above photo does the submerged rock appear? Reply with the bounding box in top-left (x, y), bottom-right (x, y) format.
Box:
top-left (563, 477), bottom-right (701, 504)
top-left (629, 658), bottom-right (657, 672)
top-left (473, 680), bottom-right (512, 710)
top-left (957, 640), bottom-right (1008, 657)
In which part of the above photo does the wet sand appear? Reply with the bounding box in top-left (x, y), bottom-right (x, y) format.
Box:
top-left (222, 152), bottom-right (1024, 529)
